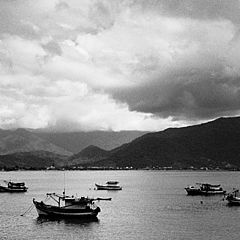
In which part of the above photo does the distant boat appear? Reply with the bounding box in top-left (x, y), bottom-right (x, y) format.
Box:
top-left (33, 193), bottom-right (111, 219)
top-left (0, 181), bottom-right (28, 192)
top-left (226, 189), bottom-right (240, 205)
top-left (185, 183), bottom-right (226, 195)
top-left (95, 181), bottom-right (122, 190)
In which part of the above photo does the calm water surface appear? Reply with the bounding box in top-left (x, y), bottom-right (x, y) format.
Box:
top-left (0, 170), bottom-right (240, 240)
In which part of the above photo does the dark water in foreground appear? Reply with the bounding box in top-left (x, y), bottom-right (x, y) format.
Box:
top-left (0, 170), bottom-right (240, 240)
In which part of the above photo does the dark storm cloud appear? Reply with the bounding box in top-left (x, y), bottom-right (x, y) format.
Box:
top-left (98, 0), bottom-right (240, 122)
top-left (115, 73), bottom-right (240, 121)
top-left (1, 0), bottom-right (240, 131)
top-left (130, 0), bottom-right (240, 23)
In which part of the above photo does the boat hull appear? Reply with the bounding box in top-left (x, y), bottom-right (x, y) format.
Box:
top-left (202, 190), bottom-right (226, 195)
top-left (185, 188), bottom-right (226, 196)
top-left (33, 200), bottom-right (100, 219)
top-left (185, 188), bottom-right (201, 195)
top-left (0, 185), bottom-right (27, 192)
top-left (227, 200), bottom-right (240, 206)
top-left (226, 194), bottom-right (240, 206)
top-left (95, 184), bottom-right (122, 190)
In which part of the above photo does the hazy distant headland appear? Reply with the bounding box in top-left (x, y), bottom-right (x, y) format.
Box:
top-left (1, 116), bottom-right (240, 171)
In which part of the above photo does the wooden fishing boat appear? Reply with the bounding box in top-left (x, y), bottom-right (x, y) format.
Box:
top-left (33, 193), bottom-right (111, 219)
top-left (0, 181), bottom-right (28, 192)
top-left (95, 181), bottom-right (122, 190)
top-left (185, 183), bottom-right (226, 195)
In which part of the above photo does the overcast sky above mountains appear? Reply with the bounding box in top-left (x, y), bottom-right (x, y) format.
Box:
top-left (0, 0), bottom-right (240, 132)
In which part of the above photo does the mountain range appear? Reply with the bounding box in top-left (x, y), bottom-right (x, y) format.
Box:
top-left (69, 116), bottom-right (240, 169)
top-left (33, 130), bottom-right (147, 153)
top-left (0, 129), bottom-right (146, 169)
top-left (1, 116), bottom-right (240, 170)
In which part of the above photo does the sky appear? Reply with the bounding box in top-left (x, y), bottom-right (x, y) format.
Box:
top-left (0, 0), bottom-right (240, 132)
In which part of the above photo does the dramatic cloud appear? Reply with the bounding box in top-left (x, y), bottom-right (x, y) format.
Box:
top-left (0, 0), bottom-right (239, 131)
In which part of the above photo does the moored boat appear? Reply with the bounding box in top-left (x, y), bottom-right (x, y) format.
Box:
top-left (95, 181), bottom-right (122, 190)
top-left (226, 189), bottom-right (240, 205)
top-left (33, 193), bottom-right (111, 219)
top-left (0, 181), bottom-right (28, 192)
top-left (185, 183), bottom-right (226, 195)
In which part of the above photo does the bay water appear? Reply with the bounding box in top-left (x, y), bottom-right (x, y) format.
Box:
top-left (0, 170), bottom-right (240, 240)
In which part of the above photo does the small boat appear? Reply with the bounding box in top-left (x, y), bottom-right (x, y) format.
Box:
top-left (33, 192), bottom-right (111, 219)
top-left (95, 181), bottom-right (122, 190)
top-left (185, 183), bottom-right (226, 195)
top-left (0, 181), bottom-right (28, 192)
top-left (226, 189), bottom-right (240, 205)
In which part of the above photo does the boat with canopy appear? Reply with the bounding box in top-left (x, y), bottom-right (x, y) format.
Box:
top-left (33, 192), bottom-right (111, 219)
top-left (0, 180), bottom-right (28, 192)
top-left (185, 183), bottom-right (226, 195)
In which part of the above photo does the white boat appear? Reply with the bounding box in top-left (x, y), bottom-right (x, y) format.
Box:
top-left (95, 181), bottom-right (122, 190)
top-left (33, 192), bottom-right (111, 219)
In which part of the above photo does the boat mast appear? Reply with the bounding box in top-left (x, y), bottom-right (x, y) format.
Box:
top-left (63, 170), bottom-right (66, 198)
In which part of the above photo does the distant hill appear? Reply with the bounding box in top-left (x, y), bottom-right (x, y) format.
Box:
top-left (0, 151), bottom-right (68, 169)
top-left (0, 128), bottom-right (72, 156)
top-left (68, 145), bottom-right (109, 166)
top-left (77, 117), bottom-right (240, 169)
top-left (0, 128), bottom-right (146, 169)
top-left (33, 131), bottom-right (147, 153)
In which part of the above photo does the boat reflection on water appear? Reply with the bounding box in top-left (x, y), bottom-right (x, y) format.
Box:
top-left (35, 215), bottom-right (99, 225)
